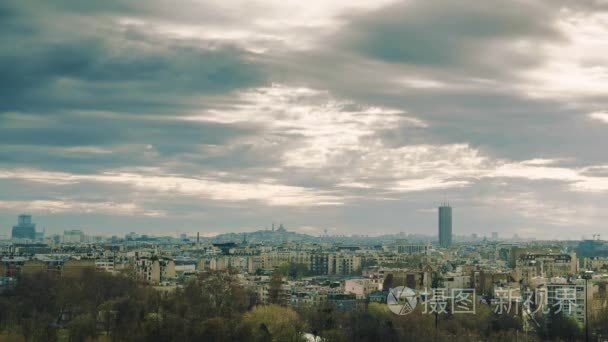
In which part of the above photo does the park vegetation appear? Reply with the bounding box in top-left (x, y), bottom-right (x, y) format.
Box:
top-left (0, 268), bottom-right (606, 341)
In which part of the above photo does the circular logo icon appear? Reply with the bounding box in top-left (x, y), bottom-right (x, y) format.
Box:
top-left (387, 286), bottom-right (417, 315)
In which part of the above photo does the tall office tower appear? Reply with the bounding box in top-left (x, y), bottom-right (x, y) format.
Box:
top-left (438, 204), bottom-right (452, 247)
top-left (11, 214), bottom-right (37, 240)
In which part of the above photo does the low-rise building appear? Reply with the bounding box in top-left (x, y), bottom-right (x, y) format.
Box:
top-left (136, 257), bottom-right (176, 284)
top-left (344, 278), bottom-right (380, 299)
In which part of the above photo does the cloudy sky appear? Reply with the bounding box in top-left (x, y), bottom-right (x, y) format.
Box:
top-left (1, 0), bottom-right (608, 239)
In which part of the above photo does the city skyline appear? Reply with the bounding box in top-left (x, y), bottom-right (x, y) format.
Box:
top-left (2, 1), bottom-right (608, 239)
top-left (0, 211), bottom-right (598, 242)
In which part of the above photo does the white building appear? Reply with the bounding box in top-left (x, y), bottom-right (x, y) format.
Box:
top-left (95, 259), bottom-right (115, 273)
top-left (344, 278), bottom-right (380, 299)
top-left (395, 240), bottom-right (431, 255)
top-left (174, 257), bottom-right (197, 273)
top-left (546, 280), bottom-right (592, 325)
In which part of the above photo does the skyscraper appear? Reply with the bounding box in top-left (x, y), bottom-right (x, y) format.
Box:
top-left (11, 214), bottom-right (36, 240)
top-left (438, 204), bottom-right (452, 247)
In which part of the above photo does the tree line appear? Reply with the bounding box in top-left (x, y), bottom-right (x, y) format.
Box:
top-left (0, 268), bottom-right (607, 341)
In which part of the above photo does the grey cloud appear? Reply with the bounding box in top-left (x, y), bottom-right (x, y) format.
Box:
top-left (0, 2), bottom-right (265, 114)
top-left (338, 0), bottom-right (564, 75)
top-left (0, 1), bottom-right (267, 176)
top-left (1, 0), bottom-right (608, 238)
top-left (269, 51), bottom-right (607, 165)
top-left (267, 41), bottom-right (608, 168)
top-left (0, 112), bottom-right (259, 174)
top-left (41, 0), bottom-right (241, 26)
top-left (0, 39), bottom-right (264, 113)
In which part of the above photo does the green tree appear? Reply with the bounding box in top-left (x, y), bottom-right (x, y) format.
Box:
top-left (267, 270), bottom-right (284, 305)
top-left (198, 271), bottom-right (252, 317)
top-left (278, 263), bottom-right (309, 280)
top-left (243, 305), bottom-right (307, 342)
top-left (67, 314), bottom-right (96, 342)
top-left (382, 274), bottom-right (393, 291)
top-left (536, 310), bottom-right (583, 341)
top-left (591, 305), bottom-right (608, 337)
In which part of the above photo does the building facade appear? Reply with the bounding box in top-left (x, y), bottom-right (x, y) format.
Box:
top-left (63, 230), bottom-right (85, 244)
top-left (136, 257), bottom-right (176, 284)
top-left (546, 282), bottom-right (591, 325)
top-left (11, 214), bottom-right (36, 240)
top-left (438, 204), bottom-right (452, 248)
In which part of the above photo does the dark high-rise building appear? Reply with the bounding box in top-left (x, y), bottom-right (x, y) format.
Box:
top-left (438, 204), bottom-right (452, 247)
top-left (11, 214), bottom-right (36, 240)
top-left (577, 239), bottom-right (608, 258)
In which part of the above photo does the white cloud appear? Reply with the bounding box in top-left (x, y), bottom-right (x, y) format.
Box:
top-left (589, 111), bottom-right (608, 123)
top-left (393, 178), bottom-right (470, 192)
top-left (116, 0), bottom-right (400, 52)
top-left (181, 85), bottom-right (495, 193)
top-left (489, 160), bottom-right (608, 192)
top-left (396, 77), bottom-right (446, 89)
top-left (332, 143), bottom-right (487, 192)
top-left (179, 84), bottom-right (608, 195)
top-left (0, 169), bottom-right (343, 207)
top-left (63, 146), bottom-right (113, 154)
top-left (521, 11), bottom-right (608, 98)
top-left (184, 84), bottom-right (426, 169)
top-left (0, 199), bottom-right (165, 217)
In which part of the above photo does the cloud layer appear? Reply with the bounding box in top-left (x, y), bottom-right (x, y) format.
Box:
top-left (1, 0), bottom-right (608, 239)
